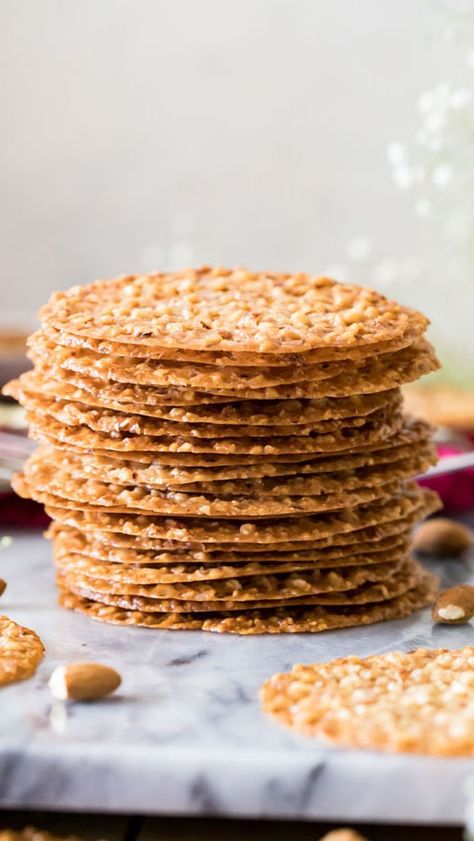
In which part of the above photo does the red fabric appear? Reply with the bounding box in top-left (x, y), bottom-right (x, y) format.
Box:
top-left (418, 444), bottom-right (474, 512)
top-left (0, 492), bottom-right (50, 528)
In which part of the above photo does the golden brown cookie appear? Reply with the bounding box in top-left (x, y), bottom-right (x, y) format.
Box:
top-left (261, 645), bottom-right (474, 755)
top-left (58, 569), bottom-right (437, 634)
top-left (8, 369), bottom-right (402, 424)
top-left (41, 320), bottom-right (422, 366)
top-left (50, 523), bottom-right (409, 565)
top-left (39, 268), bottom-right (430, 353)
top-left (0, 615), bottom-right (45, 685)
top-left (39, 484), bottom-right (440, 544)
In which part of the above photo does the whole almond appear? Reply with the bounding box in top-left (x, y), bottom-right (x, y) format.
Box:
top-left (432, 584), bottom-right (474, 624)
top-left (0, 579), bottom-right (7, 596)
top-left (48, 662), bottom-right (121, 701)
top-left (413, 518), bottom-right (473, 557)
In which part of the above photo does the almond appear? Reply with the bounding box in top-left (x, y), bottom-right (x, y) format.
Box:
top-left (412, 518), bottom-right (473, 557)
top-left (0, 579), bottom-right (7, 596)
top-left (432, 584), bottom-right (474, 624)
top-left (48, 662), bottom-right (121, 701)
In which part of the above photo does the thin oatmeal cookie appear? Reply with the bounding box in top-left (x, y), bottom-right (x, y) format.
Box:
top-left (44, 489), bottom-right (441, 552)
top-left (54, 554), bottom-right (403, 598)
top-left (0, 615), bottom-right (44, 685)
top-left (24, 351), bottom-right (435, 405)
top-left (41, 320), bottom-right (422, 366)
top-left (38, 268), bottom-right (430, 353)
top-left (28, 332), bottom-right (355, 389)
top-left (52, 546), bottom-right (405, 583)
top-left (26, 408), bottom-right (401, 456)
top-left (58, 570), bottom-right (436, 633)
top-left (43, 443), bottom-right (436, 488)
top-left (28, 336), bottom-right (439, 399)
top-left (16, 387), bottom-right (388, 439)
top-left (7, 370), bottom-right (402, 424)
top-left (57, 559), bottom-right (420, 612)
top-left (261, 646), bottom-right (474, 756)
top-left (38, 429), bottom-right (433, 485)
top-left (40, 484), bottom-right (439, 544)
top-left (17, 462), bottom-right (404, 518)
top-left (43, 449), bottom-right (434, 496)
top-left (35, 416), bottom-right (432, 467)
top-left (49, 523), bottom-right (409, 564)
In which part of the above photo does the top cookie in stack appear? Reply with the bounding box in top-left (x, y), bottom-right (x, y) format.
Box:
top-left (5, 267), bottom-right (442, 634)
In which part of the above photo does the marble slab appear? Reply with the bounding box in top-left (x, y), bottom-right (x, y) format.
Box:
top-left (0, 530), bottom-right (473, 824)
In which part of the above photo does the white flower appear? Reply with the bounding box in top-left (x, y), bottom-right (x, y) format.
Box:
top-left (386, 142), bottom-right (407, 166)
top-left (426, 136), bottom-right (444, 153)
top-left (392, 165), bottom-right (415, 190)
top-left (415, 197), bottom-right (432, 217)
top-left (445, 210), bottom-right (470, 242)
top-left (432, 164), bottom-right (453, 187)
top-left (415, 130), bottom-right (428, 146)
top-left (418, 91), bottom-right (435, 115)
top-left (450, 88), bottom-right (471, 109)
top-left (424, 111), bottom-right (447, 133)
top-left (346, 236), bottom-right (372, 261)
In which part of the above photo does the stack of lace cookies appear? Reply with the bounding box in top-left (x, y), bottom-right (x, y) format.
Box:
top-left (5, 268), bottom-right (442, 635)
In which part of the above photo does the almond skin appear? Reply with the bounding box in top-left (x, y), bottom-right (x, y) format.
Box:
top-left (432, 584), bottom-right (474, 625)
top-left (48, 662), bottom-right (121, 701)
top-left (413, 518), bottom-right (473, 557)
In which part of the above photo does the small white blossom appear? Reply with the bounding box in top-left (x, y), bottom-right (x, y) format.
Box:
top-left (450, 88), bottom-right (471, 109)
top-left (386, 142), bottom-right (407, 166)
top-left (424, 111), bottom-right (447, 133)
top-left (445, 210), bottom-right (470, 242)
top-left (432, 164), bottom-right (453, 187)
top-left (346, 236), bottom-right (372, 262)
top-left (415, 130), bottom-right (429, 146)
top-left (415, 197), bottom-right (432, 217)
top-left (392, 165), bottom-right (415, 190)
top-left (426, 136), bottom-right (444, 153)
top-left (418, 91), bottom-right (435, 115)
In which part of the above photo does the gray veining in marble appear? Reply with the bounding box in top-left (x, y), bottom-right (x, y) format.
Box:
top-left (0, 529), bottom-right (473, 823)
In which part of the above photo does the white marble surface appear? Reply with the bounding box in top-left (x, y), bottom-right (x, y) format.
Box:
top-left (0, 530), bottom-right (473, 823)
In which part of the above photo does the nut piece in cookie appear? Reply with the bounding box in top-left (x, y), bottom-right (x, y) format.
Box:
top-left (432, 584), bottom-right (474, 624)
top-left (48, 662), bottom-right (121, 701)
top-left (413, 517), bottom-right (473, 557)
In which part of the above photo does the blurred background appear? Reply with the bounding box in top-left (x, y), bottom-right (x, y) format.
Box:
top-left (1, 0), bottom-right (474, 387)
